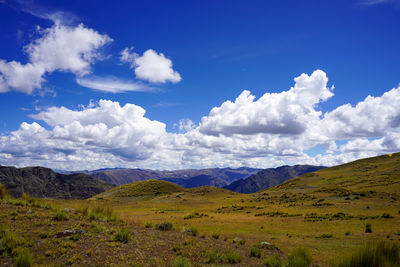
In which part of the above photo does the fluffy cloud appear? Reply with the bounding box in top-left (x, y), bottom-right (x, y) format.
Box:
top-left (76, 76), bottom-right (154, 93)
top-left (0, 24), bottom-right (112, 94)
top-left (1, 70), bottom-right (400, 170)
top-left (121, 47), bottom-right (181, 83)
top-left (199, 70), bottom-right (333, 136)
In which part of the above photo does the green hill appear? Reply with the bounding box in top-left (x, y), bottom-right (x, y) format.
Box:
top-left (93, 179), bottom-right (185, 199)
top-left (272, 152), bottom-right (400, 195)
top-left (0, 165), bottom-right (114, 199)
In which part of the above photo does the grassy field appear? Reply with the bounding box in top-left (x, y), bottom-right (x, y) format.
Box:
top-left (1, 153), bottom-right (400, 266)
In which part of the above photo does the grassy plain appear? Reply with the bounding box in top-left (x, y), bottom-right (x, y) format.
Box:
top-left (1, 152), bottom-right (400, 266)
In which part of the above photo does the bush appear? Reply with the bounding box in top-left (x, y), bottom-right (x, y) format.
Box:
top-left (113, 228), bottom-right (131, 243)
top-left (263, 255), bottom-right (282, 267)
top-left (286, 248), bottom-right (312, 267)
top-left (15, 248), bottom-right (33, 267)
top-left (0, 183), bottom-right (7, 199)
top-left (189, 227), bottom-right (198, 236)
top-left (335, 240), bottom-right (400, 267)
top-left (155, 222), bottom-right (173, 231)
top-left (212, 233), bottom-right (220, 239)
top-left (0, 229), bottom-right (18, 254)
top-left (172, 256), bottom-right (192, 267)
top-left (144, 221), bottom-right (152, 228)
top-left (316, 234), bottom-right (333, 238)
top-left (221, 250), bottom-right (242, 264)
top-left (365, 223), bottom-right (372, 233)
top-left (382, 213), bottom-right (393, 219)
top-left (250, 246), bottom-right (261, 258)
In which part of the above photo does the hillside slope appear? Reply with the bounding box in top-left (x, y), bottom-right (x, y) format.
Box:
top-left (161, 175), bottom-right (229, 188)
top-left (0, 165), bottom-right (114, 199)
top-left (225, 165), bottom-right (325, 193)
top-left (273, 152), bottom-right (400, 195)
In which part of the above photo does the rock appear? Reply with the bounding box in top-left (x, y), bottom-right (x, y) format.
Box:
top-left (27, 209), bottom-right (32, 214)
top-left (64, 208), bottom-right (74, 213)
top-left (233, 237), bottom-right (245, 244)
top-left (260, 241), bottom-right (280, 251)
top-left (55, 229), bottom-right (85, 238)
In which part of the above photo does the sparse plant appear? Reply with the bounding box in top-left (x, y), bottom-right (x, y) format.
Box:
top-left (189, 227), bottom-right (198, 236)
top-left (113, 228), bottom-right (130, 243)
top-left (88, 203), bottom-right (116, 221)
top-left (144, 221), bottom-right (152, 228)
top-left (156, 222), bottom-right (173, 231)
top-left (172, 256), bottom-right (192, 267)
top-left (365, 223), bottom-right (372, 233)
top-left (345, 231), bottom-right (351, 236)
top-left (212, 233), bottom-right (220, 239)
top-left (286, 247), bottom-right (312, 267)
top-left (250, 246), bottom-right (261, 258)
top-left (15, 248), bottom-right (33, 267)
top-left (316, 234), bottom-right (333, 238)
top-left (0, 229), bottom-right (18, 255)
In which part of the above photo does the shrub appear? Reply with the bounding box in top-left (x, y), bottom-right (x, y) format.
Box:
top-left (0, 229), bottom-right (18, 254)
top-left (286, 248), bottom-right (312, 267)
top-left (144, 221), bottom-right (152, 228)
top-left (15, 248), bottom-right (33, 267)
top-left (221, 250), bottom-right (242, 264)
top-left (263, 255), bottom-right (282, 267)
top-left (156, 222), bottom-right (173, 231)
top-left (335, 240), bottom-right (400, 267)
top-left (172, 256), bottom-right (192, 267)
top-left (365, 223), bottom-right (372, 233)
top-left (212, 233), bottom-right (220, 239)
top-left (189, 227), bottom-right (198, 236)
top-left (0, 183), bottom-right (7, 199)
top-left (250, 246), bottom-right (261, 258)
top-left (345, 231), bottom-right (351, 236)
top-left (113, 228), bottom-right (130, 243)
top-left (316, 234), bottom-right (333, 238)
top-left (382, 213), bottom-right (393, 219)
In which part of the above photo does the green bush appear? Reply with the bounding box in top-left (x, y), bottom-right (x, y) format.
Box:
top-left (172, 256), bottom-right (192, 267)
top-left (15, 248), bottom-right (33, 267)
top-left (113, 228), bottom-right (131, 243)
top-left (335, 240), bottom-right (400, 267)
top-left (155, 222), bottom-right (173, 231)
top-left (250, 246), bottom-right (261, 258)
top-left (286, 248), bottom-right (312, 267)
top-left (221, 250), bottom-right (242, 264)
top-left (144, 221), bottom-right (152, 228)
top-left (263, 255), bottom-right (282, 267)
top-left (365, 223), bottom-right (372, 233)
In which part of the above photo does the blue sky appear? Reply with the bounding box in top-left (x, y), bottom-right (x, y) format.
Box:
top-left (0, 0), bottom-right (400, 170)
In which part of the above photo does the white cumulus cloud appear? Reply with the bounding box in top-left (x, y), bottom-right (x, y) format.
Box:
top-left (0, 23), bottom-right (112, 94)
top-left (121, 47), bottom-right (181, 84)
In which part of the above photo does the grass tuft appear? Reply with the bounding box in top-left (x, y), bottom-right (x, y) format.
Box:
top-left (262, 255), bottom-right (282, 267)
top-left (113, 228), bottom-right (131, 243)
top-left (155, 222), bottom-right (173, 231)
top-left (15, 248), bottom-right (33, 267)
top-left (250, 246), bottom-right (261, 258)
top-left (0, 228), bottom-right (18, 255)
top-left (172, 256), bottom-right (192, 267)
top-left (0, 183), bottom-right (7, 199)
top-left (335, 240), bottom-right (400, 267)
top-left (286, 247), bottom-right (312, 267)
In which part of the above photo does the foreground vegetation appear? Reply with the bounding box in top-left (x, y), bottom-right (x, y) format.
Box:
top-left (1, 152), bottom-right (400, 266)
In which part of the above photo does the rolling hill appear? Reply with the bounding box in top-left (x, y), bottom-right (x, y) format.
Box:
top-left (224, 164), bottom-right (325, 193)
top-left (0, 165), bottom-right (114, 199)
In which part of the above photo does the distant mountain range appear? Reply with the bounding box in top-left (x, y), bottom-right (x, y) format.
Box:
top-left (60, 167), bottom-right (261, 187)
top-left (0, 165), bottom-right (114, 199)
top-left (224, 165), bottom-right (326, 193)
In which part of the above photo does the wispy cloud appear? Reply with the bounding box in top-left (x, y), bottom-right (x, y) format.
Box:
top-left (76, 76), bottom-right (156, 93)
top-left (359, 0), bottom-right (399, 6)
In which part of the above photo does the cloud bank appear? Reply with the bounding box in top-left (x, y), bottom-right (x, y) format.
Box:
top-left (1, 70), bottom-right (399, 170)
